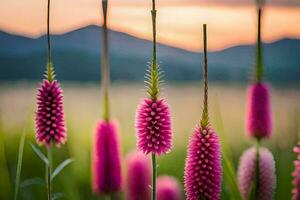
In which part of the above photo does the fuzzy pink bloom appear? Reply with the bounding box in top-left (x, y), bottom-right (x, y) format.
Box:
top-left (126, 151), bottom-right (151, 200)
top-left (292, 142), bottom-right (300, 200)
top-left (35, 80), bottom-right (66, 147)
top-left (184, 125), bottom-right (222, 200)
top-left (237, 147), bottom-right (276, 200)
top-left (136, 98), bottom-right (172, 155)
top-left (92, 120), bottom-right (122, 194)
top-left (157, 176), bottom-right (182, 200)
top-left (246, 83), bottom-right (272, 139)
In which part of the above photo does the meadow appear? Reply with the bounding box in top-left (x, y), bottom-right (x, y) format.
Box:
top-left (0, 82), bottom-right (299, 199)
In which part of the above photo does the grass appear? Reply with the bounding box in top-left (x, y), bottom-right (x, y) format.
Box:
top-left (0, 82), bottom-right (299, 199)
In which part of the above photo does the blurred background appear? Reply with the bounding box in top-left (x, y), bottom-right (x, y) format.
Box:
top-left (0, 0), bottom-right (299, 199)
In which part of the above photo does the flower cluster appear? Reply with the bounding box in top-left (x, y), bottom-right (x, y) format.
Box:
top-left (35, 80), bottom-right (66, 147)
top-left (184, 125), bottom-right (222, 200)
top-left (238, 147), bottom-right (276, 200)
top-left (136, 98), bottom-right (172, 155)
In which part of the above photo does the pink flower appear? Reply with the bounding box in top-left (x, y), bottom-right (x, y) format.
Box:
top-left (184, 125), bottom-right (222, 200)
top-left (92, 120), bottom-right (122, 194)
top-left (157, 176), bottom-right (182, 200)
top-left (136, 98), bottom-right (172, 155)
top-left (126, 151), bottom-right (151, 200)
top-left (35, 80), bottom-right (66, 147)
top-left (292, 142), bottom-right (300, 200)
top-left (246, 83), bottom-right (272, 139)
top-left (237, 147), bottom-right (276, 200)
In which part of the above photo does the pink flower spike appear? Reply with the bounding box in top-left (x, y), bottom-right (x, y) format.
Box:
top-left (35, 80), bottom-right (66, 147)
top-left (237, 147), bottom-right (276, 200)
top-left (292, 142), bottom-right (300, 200)
top-left (184, 125), bottom-right (222, 200)
top-left (136, 98), bottom-right (172, 155)
top-left (157, 176), bottom-right (182, 200)
top-left (92, 120), bottom-right (122, 194)
top-left (246, 83), bottom-right (272, 139)
top-left (126, 151), bottom-right (151, 200)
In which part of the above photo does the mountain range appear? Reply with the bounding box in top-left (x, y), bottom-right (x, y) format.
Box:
top-left (0, 25), bottom-right (299, 84)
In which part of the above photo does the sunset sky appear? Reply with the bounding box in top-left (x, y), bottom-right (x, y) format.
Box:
top-left (1, 0), bottom-right (300, 51)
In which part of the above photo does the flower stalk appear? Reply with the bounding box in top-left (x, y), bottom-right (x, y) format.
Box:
top-left (201, 24), bottom-right (209, 129)
top-left (255, 0), bottom-right (264, 82)
top-left (101, 0), bottom-right (110, 121)
top-left (46, 147), bottom-right (52, 200)
top-left (151, 1), bottom-right (157, 199)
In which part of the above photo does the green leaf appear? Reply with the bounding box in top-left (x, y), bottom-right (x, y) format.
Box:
top-left (213, 96), bottom-right (243, 200)
top-left (30, 143), bottom-right (49, 165)
top-left (223, 152), bottom-right (243, 200)
top-left (51, 158), bottom-right (74, 181)
top-left (20, 177), bottom-right (45, 188)
top-left (52, 192), bottom-right (63, 200)
top-left (14, 128), bottom-right (26, 200)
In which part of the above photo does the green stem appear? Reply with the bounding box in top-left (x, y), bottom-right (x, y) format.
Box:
top-left (101, 0), bottom-right (110, 121)
top-left (152, 153), bottom-right (157, 200)
top-left (45, 0), bottom-right (54, 82)
top-left (201, 24), bottom-right (209, 129)
top-left (255, 5), bottom-right (263, 82)
top-left (46, 147), bottom-right (52, 200)
top-left (254, 139), bottom-right (260, 199)
top-left (147, 0), bottom-right (159, 100)
top-left (152, 0), bottom-right (157, 65)
top-left (47, 0), bottom-right (51, 64)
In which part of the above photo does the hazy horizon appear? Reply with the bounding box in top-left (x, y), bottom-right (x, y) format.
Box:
top-left (1, 0), bottom-right (300, 51)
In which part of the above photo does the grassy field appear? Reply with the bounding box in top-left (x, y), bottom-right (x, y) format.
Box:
top-left (0, 82), bottom-right (299, 199)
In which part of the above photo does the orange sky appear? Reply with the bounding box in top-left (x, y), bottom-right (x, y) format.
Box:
top-left (1, 0), bottom-right (300, 51)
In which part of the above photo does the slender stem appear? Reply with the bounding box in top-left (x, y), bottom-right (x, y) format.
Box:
top-left (151, 0), bottom-right (157, 64)
top-left (47, 0), bottom-right (51, 63)
top-left (45, 0), bottom-right (54, 82)
top-left (46, 147), bottom-right (52, 200)
top-left (254, 139), bottom-right (260, 199)
top-left (201, 24), bottom-right (209, 129)
top-left (152, 153), bottom-right (157, 200)
top-left (255, 5), bottom-right (263, 82)
top-left (147, 0), bottom-right (159, 100)
top-left (101, 0), bottom-right (110, 121)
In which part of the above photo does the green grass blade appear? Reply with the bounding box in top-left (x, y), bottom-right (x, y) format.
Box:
top-left (30, 143), bottom-right (49, 165)
top-left (213, 95), bottom-right (243, 200)
top-left (52, 192), bottom-right (63, 200)
top-left (51, 158), bottom-right (74, 181)
top-left (14, 128), bottom-right (26, 200)
top-left (20, 177), bottom-right (45, 188)
top-left (0, 124), bottom-right (12, 199)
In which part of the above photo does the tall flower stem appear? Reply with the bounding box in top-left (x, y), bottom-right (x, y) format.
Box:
top-left (255, 1), bottom-right (263, 82)
top-left (253, 139), bottom-right (260, 199)
top-left (151, 1), bottom-right (158, 200)
top-left (47, 0), bottom-right (51, 64)
top-left (45, 0), bottom-right (55, 83)
top-left (152, 153), bottom-right (157, 200)
top-left (46, 147), bottom-right (52, 200)
top-left (101, 0), bottom-right (110, 121)
top-left (201, 24), bottom-right (209, 129)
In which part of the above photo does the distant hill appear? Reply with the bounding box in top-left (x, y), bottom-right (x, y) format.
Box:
top-left (0, 25), bottom-right (299, 84)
